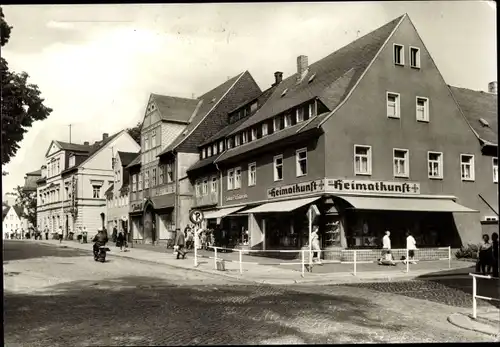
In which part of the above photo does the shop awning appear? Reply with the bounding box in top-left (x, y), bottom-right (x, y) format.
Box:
top-left (243, 196), bottom-right (320, 214)
top-left (203, 206), bottom-right (246, 219)
top-left (340, 196), bottom-right (478, 213)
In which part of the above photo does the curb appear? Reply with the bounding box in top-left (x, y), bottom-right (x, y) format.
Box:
top-left (447, 313), bottom-right (500, 338)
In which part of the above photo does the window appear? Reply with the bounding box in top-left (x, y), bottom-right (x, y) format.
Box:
top-left (262, 123), bottom-right (268, 136)
top-left (201, 148), bottom-right (206, 159)
top-left (212, 144), bottom-right (217, 155)
top-left (227, 169), bottom-right (234, 190)
top-left (250, 102), bottom-right (258, 113)
top-left (428, 152), bottom-right (443, 179)
top-left (202, 179), bottom-right (208, 195)
top-left (132, 174), bottom-right (137, 192)
top-left (274, 155), bottom-right (283, 181)
top-left (234, 167), bottom-right (241, 189)
top-left (295, 148), bottom-right (308, 176)
top-left (92, 185), bottom-right (101, 199)
top-left (297, 108), bottom-right (304, 123)
top-left (493, 158), bottom-right (498, 183)
top-left (460, 154), bottom-right (475, 181)
top-left (387, 92), bottom-right (400, 118)
top-left (393, 149), bottom-right (409, 177)
top-left (144, 171), bottom-right (149, 189)
top-left (235, 135), bottom-right (241, 146)
top-left (57, 159), bottom-right (60, 174)
top-left (152, 168), bottom-right (157, 186)
top-left (69, 156), bottom-right (75, 167)
top-left (195, 181), bottom-right (201, 197)
top-left (145, 134), bottom-right (149, 151)
top-left (227, 138), bottom-right (233, 149)
top-left (394, 44), bottom-right (404, 65)
top-left (242, 132), bottom-right (248, 144)
top-left (159, 166), bottom-right (164, 185)
top-left (354, 145), bottom-right (372, 175)
top-left (308, 103), bottom-right (314, 118)
top-left (248, 162), bottom-right (256, 186)
top-left (410, 47), bottom-right (420, 68)
top-left (151, 130), bottom-right (156, 148)
top-left (211, 176), bottom-right (217, 193)
top-left (273, 117), bottom-right (280, 132)
top-left (166, 163), bottom-right (174, 183)
top-left (284, 113), bottom-right (293, 128)
top-left (219, 141), bottom-right (224, 153)
top-left (251, 128), bottom-right (257, 141)
top-left (138, 173), bottom-right (143, 190)
top-left (207, 146), bottom-right (212, 157)
top-left (416, 97), bottom-right (429, 122)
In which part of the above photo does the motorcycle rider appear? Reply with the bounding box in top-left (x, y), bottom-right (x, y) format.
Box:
top-left (92, 228), bottom-right (109, 259)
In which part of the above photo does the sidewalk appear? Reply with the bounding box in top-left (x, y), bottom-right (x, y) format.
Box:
top-left (448, 309), bottom-right (500, 338)
top-left (30, 239), bottom-right (472, 286)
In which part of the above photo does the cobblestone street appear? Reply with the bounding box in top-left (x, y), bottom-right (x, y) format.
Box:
top-left (3, 241), bottom-right (495, 345)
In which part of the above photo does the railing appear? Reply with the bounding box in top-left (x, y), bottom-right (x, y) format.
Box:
top-left (469, 273), bottom-right (500, 319)
top-left (194, 245), bottom-right (453, 278)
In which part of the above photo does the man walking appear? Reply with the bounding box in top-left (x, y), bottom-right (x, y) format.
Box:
top-left (174, 228), bottom-right (187, 259)
top-left (58, 226), bottom-right (63, 243)
top-left (405, 231), bottom-right (417, 264)
top-left (44, 226), bottom-right (49, 240)
top-left (380, 230), bottom-right (396, 266)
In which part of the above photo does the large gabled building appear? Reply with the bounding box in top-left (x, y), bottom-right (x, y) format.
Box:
top-left (180, 14), bottom-right (496, 258)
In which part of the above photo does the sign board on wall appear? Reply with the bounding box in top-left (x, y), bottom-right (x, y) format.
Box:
top-left (267, 180), bottom-right (324, 199)
top-left (226, 193), bottom-right (248, 202)
top-left (130, 203), bottom-right (143, 213)
top-left (325, 179), bottom-right (420, 195)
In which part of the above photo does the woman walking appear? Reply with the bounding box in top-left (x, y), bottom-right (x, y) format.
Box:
top-left (476, 234), bottom-right (493, 275)
top-left (116, 230), bottom-right (125, 251)
top-left (311, 225), bottom-right (322, 264)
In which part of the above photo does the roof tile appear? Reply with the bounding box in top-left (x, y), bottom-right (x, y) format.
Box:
top-left (151, 94), bottom-right (200, 124)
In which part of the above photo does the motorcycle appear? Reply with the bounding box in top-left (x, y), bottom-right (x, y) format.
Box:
top-left (94, 245), bottom-right (110, 263)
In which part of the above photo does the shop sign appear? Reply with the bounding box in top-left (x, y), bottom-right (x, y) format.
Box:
top-left (325, 179), bottom-right (420, 195)
top-left (226, 193), bottom-right (248, 202)
top-left (267, 180), bottom-right (324, 199)
top-left (130, 203), bottom-right (143, 212)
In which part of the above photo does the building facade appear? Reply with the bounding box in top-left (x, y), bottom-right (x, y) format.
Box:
top-left (129, 72), bottom-right (262, 244)
top-left (36, 131), bottom-right (140, 237)
top-left (2, 205), bottom-right (26, 238)
top-left (105, 151), bottom-right (139, 234)
top-left (184, 14), bottom-right (497, 258)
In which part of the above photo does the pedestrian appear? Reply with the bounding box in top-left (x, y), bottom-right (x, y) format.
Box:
top-left (82, 226), bottom-right (88, 243)
top-left (58, 226), bottom-right (64, 243)
top-left (112, 224), bottom-right (118, 244)
top-left (379, 230), bottom-right (396, 266)
top-left (201, 230), bottom-right (207, 250)
top-left (491, 232), bottom-right (499, 278)
top-left (476, 234), bottom-right (493, 275)
top-left (44, 226), bottom-right (49, 240)
top-left (116, 230), bottom-right (125, 251)
top-left (185, 226), bottom-right (193, 250)
top-left (404, 231), bottom-right (417, 264)
top-left (174, 228), bottom-right (186, 259)
top-left (311, 225), bottom-right (322, 264)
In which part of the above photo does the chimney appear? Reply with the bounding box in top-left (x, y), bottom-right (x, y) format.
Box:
top-left (272, 71), bottom-right (283, 87)
top-left (83, 141), bottom-right (89, 146)
top-left (488, 81), bottom-right (497, 94)
top-left (297, 55), bottom-right (308, 82)
top-left (102, 133), bottom-right (109, 140)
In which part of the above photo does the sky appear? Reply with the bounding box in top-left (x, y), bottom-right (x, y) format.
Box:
top-left (1, 1), bottom-right (497, 196)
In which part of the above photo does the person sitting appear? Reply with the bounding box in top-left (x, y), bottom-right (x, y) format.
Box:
top-left (92, 228), bottom-right (109, 259)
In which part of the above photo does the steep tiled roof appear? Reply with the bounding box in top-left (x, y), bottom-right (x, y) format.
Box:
top-left (158, 71), bottom-right (262, 155)
top-left (118, 151), bottom-right (139, 167)
top-left (449, 86), bottom-right (498, 145)
top-left (126, 153), bottom-right (142, 169)
top-left (55, 141), bottom-right (91, 153)
top-left (151, 94), bottom-right (200, 124)
top-left (12, 205), bottom-right (24, 218)
top-left (229, 15), bottom-right (404, 135)
top-left (2, 206), bottom-right (9, 221)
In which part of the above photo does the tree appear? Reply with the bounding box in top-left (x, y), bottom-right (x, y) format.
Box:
top-left (1, 7), bottom-right (53, 166)
top-left (15, 185), bottom-right (37, 228)
top-left (126, 121), bottom-right (142, 145)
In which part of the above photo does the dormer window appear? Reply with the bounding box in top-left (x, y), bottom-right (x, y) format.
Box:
top-left (201, 148), bottom-right (206, 159)
top-left (235, 134), bottom-right (241, 146)
top-left (262, 123), bottom-right (268, 136)
top-left (219, 140), bottom-right (224, 152)
top-left (212, 144), bottom-right (217, 155)
top-left (308, 103), bottom-right (314, 118)
top-left (227, 138), bottom-right (233, 149)
top-left (251, 128), bottom-right (257, 141)
top-left (273, 117), bottom-right (279, 132)
top-left (250, 102), bottom-right (258, 113)
top-left (69, 155), bottom-right (75, 167)
top-left (242, 132), bottom-right (248, 144)
top-left (296, 108), bottom-right (305, 123)
top-left (207, 146), bottom-right (212, 157)
top-left (284, 113), bottom-right (293, 128)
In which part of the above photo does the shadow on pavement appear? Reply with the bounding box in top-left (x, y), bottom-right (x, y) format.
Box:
top-left (4, 275), bottom-right (410, 346)
top-left (3, 240), bottom-right (91, 264)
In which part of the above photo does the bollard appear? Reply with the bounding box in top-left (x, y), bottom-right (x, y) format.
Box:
top-left (448, 246), bottom-right (451, 269)
top-left (472, 274), bottom-right (477, 318)
top-left (301, 250), bottom-right (305, 278)
top-left (406, 248), bottom-right (409, 273)
top-left (353, 250), bottom-right (357, 276)
top-left (214, 247), bottom-right (218, 270)
top-left (239, 249), bottom-right (243, 274)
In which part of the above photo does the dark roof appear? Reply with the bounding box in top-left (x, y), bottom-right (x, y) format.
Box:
top-left (199, 85), bottom-right (277, 147)
top-left (158, 72), bottom-right (255, 156)
top-left (126, 153), bottom-right (142, 169)
top-left (151, 94), bottom-right (200, 124)
top-left (118, 151), bottom-right (139, 167)
top-left (12, 205), bottom-right (24, 218)
top-left (2, 206), bottom-right (9, 222)
top-left (186, 156), bottom-right (218, 174)
top-left (229, 15), bottom-right (404, 135)
top-left (26, 169), bottom-right (42, 176)
top-left (55, 141), bottom-right (92, 153)
top-left (449, 86), bottom-right (498, 145)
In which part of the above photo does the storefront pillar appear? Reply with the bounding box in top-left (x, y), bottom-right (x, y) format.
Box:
top-left (249, 213), bottom-right (263, 249)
